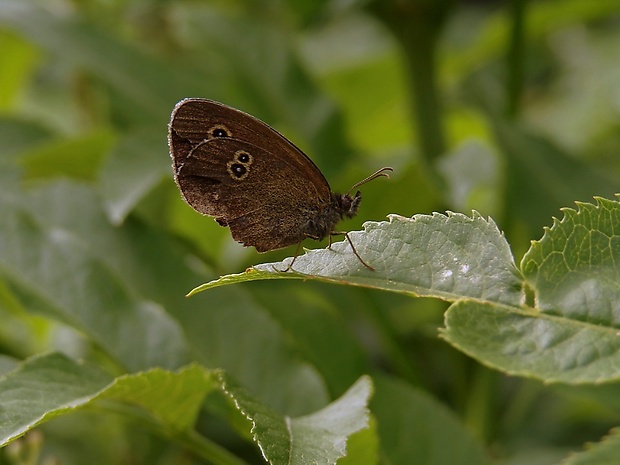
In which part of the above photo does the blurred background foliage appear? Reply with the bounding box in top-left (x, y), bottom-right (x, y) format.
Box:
top-left (1, 0), bottom-right (620, 463)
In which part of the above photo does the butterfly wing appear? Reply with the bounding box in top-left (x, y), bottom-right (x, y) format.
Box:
top-left (169, 98), bottom-right (330, 184)
top-left (171, 131), bottom-right (331, 252)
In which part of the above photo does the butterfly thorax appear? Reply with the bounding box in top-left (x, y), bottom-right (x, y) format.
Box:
top-left (300, 191), bottom-right (361, 241)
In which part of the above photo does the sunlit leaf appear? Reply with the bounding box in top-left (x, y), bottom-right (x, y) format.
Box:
top-left (190, 212), bottom-right (524, 307)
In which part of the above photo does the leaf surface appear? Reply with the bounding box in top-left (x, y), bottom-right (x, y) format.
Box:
top-left (522, 196), bottom-right (620, 325)
top-left (191, 213), bottom-right (524, 307)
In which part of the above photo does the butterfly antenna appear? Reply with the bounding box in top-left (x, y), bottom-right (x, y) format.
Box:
top-left (347, 167), bottom-right (393, 195)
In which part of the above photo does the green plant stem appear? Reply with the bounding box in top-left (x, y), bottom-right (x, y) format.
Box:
top-left (174, 429), bottom-right (250, 465)
top-left (400, 18), bottom-right (446, 163)
top-left (463, 364), bottom-right (496, 444)
top-left (500, 379), bottom-right (543, 438)
top-left (98, 402), bottom-right (249, 465)
top-left (506, 0), bottom-right (527, 119)
top-left (362, 290), bottom-right (422, 386)
top-left (368, 0), bottom-right (453, 189)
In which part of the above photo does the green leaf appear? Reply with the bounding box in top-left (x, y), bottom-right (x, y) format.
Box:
top-left (438, 196), bottom-right (620, 383)
top-left (219, 372), bottom-right (373, 465)
top-left (335, 418), bottom-right (378, 465)
top-left (99, 129), bottom-right (171, 224)
top-left (0, 353), bottom-right (113, 446)
top-left (0, 118), bottom-right (53, 159)
top-left (0, 184), bottom-right (189, 372)
top-left (560, 427), bottom-right (620, 465)
top-left (2, 354), bottom-right (373, 464)
top-left (494, 117), bottom-right (618, 237)
top-left (18, 130), bottom-right (115, 181)
top-left (521, 196), bottom-right (620, 323)
top-left (189, 213), bottom-right (524, 307)
top-left (443, 300), bottom-right (620, 383)
top-left (0, 178), bottom-right (329, 416)
top-left (0, 31), bottom-right (38, 109)
top-left (371, 375), bottom-right (491, 465)
top-left (0, 354), bottom-right (19, 375)
top-left (0, 353), bottom-right (242, 465)
top-left (0, 1), bottom-right (204, 119)
top-left (102, 367), bottom-right (216, 433)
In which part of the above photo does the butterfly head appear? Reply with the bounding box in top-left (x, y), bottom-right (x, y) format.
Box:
top-left (333, 191), bottom-right (362, 219)
top-left (334, 167), bottom-right (393, 219)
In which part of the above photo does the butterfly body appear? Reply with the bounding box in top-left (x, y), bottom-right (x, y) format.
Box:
top-left (168, 98), bottom-right (390, 268)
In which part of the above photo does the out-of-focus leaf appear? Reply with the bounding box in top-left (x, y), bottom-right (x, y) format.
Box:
top-left (0, 30), bottom-right (38, 109)
top-left (319, 54), bottom-right (411, 152)
top-left (19, 130), bottom-right (115, 181)
top-left (99, 129), bottom-right (170, 224)
top-left (251, 283), bottom-right (370, 398)
top-left (0, 118), bottom-right (53, 160)
top-left (372, 375), bottom-right (491, 465)
top-left (0, 179), bottom-right (329, 415)
top-left (0, 0), bottom-right (205, 120)
top-left (0, 184), bottom-right (190, 372)
top-left (496, 121), bottom-right (618, 236)
top-left (0, 354), bottom-right (18, 375)
top-left (219, 372), bottom-right (373, 465)
top-left (437, 139), bottom-right (500, 216)
top-left (444, 0), bottom-right (620, 79)
top-left (560, 427), bottom-right (620, 465)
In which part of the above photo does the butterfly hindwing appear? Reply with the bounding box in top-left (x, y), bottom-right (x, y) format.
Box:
top-left (175, 136), bottom-right (331, 251)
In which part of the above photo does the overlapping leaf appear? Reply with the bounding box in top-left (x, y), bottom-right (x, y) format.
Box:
top-left (445, 196), bottom-right (620, 383)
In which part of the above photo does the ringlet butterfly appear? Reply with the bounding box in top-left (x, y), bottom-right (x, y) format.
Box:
top-left (168, 98), bottom-right (392, 271)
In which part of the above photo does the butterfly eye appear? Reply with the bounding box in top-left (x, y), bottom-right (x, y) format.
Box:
top-left (209, 124), bottom-right (232, 138)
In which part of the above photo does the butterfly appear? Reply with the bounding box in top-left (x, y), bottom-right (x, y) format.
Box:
top-left (168, 98), bottom-right (391, 270)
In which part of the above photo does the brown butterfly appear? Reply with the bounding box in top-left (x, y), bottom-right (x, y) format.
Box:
top-left (168, 98), bottom-right (391, 270)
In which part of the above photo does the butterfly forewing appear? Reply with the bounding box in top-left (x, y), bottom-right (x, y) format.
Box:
top-left (169, 99), bottom-right (331, 195)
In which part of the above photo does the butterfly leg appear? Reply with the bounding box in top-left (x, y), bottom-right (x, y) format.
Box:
top-left (330, 232), bottom-right (375, 271)
top-left (272, 232), bottom-right (326, 272)
top-left (273, 233), bottom-right (374, 272)
top-left (271, 240), bottom-right (305, 273)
